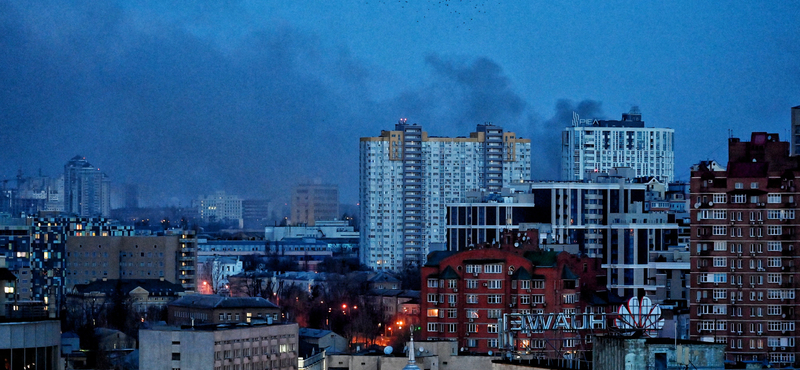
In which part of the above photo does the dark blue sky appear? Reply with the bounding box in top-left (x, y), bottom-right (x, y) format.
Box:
top-left (1, 1), bottom-right (798, 206)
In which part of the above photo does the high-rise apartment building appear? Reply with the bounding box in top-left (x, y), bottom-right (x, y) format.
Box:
top-left (690, 132), bottom-right (800, 366)
top-left (359, 121), bottom-right (531, 270)
top-left (791, 105), bottom-right (800, 156)
top-left (64, 155), bottom-right (111, 217)
top-left (561, 107), bottom-right (674, 183)
top-left (290, 182), bottom-right (338, 226)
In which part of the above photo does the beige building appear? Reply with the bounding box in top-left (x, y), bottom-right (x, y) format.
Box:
top-left (291, 182), bottom-right (339, 226)
top-left (139, 322), bottom-right (299, 370)
top-left (65, 231), bottom-right (198, 291)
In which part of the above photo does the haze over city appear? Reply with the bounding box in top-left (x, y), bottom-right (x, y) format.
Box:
top-left (1, 1), bottom-right (798, 206)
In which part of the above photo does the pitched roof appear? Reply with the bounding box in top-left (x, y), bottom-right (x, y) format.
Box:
top-left (511, 267), bottom-right (532, 280)
top-left (169, 295), bottom-right (278, 309)
top-left (368, 272), bottom-right (400, 283)
top-left (561, 266), bottom-right (579, 280)
top-left (73, 279), bottom-right (185, 295)
top-left (424, 251), bottom-right (457, 267)
top-left (438, 266), bottom-right (459, 280)
top-left (299, 328), bottom-right (337, 339)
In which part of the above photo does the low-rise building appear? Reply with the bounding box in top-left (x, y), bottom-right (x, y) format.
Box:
top-left (167, 295), bottom-right (279, 326)
top-left (140, 321), bottom-right (299, 370)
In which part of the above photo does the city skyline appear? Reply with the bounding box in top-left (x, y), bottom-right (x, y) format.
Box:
top-left (1, 1), bottom-right (798, 207)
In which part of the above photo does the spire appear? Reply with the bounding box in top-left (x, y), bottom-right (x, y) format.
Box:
top-left (402, 329), bottom-right (421, 370)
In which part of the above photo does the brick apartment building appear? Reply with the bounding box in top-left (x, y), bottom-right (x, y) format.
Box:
top-left (690, 132), bottom-right (800, 366)
top-left (419, 230), bottom-right (617, 357)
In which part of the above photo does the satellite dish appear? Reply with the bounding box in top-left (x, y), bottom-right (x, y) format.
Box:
top-left (708, 201), bottom-right (714, 206)
top-left (488, 350), bottom-right (493, 356)
top-left (694, 202), bottom-right (701, 208)
top-left (418, 346), bottom-right (424, 352)
top-left (514, 242), bottom-right (519, 247)
top-left (384, 346), bottom-right (393, 355)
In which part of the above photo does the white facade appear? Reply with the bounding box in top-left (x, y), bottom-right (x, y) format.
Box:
top-left (359, 122), bottom-right (531, 271)
top-left (561, 108), bottom-right (675, 183)
top-left (194, 191), bottom-right (243, 226)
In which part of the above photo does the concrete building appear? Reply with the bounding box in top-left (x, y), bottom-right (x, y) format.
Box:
top-left (561, 107), bottom-right (674, 183)
top-left (690, 132), bottom-right (800, 366)
top-left (0, 261), bottom-right (62, 370)
top-left (140, 321), bottom-right (299, 370)
top-left (194, 191), bottom-right (243, 227)
top-left (0, 216), bottom-right (134, 312)
top-left (65, 231), bottom-right (198, 291)
top-left (291, 182), bottom-right (339, 226)
top-left (593, 336), bottom-right (725, 370)
top-left (167, 295), bottom-right (280, 326)
top-left (360, 121), bottom-right (532, 270)
top-left (64, 155), bottom-right (111, 217)
top-left (243, 199), bottom-right (273, 230)
top-left (265, 220), bottom-right (360, 270)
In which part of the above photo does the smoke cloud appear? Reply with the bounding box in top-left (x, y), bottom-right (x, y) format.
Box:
top-left (0, 1), bottom-right (601, 206)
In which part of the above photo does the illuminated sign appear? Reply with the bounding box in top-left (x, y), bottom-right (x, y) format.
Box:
top-left (502, 312), bottom-right (607, 332)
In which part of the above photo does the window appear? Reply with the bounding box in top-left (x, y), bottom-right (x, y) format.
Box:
top-left (487, 309), bottom-right (501, 319)
top-left (768, 226), bottom-right (782, 235)
top-left (519, 280), bottom-right (530, 289)
top-left (427, 294), bottom-right (438, 303)
top-left (520, 295), bottom-right (530, 304)
top-left (427, 323), bottom-right (438, 332)
top-left (427, 279), bottom-right (438, 288)
top-left (487, 295), bottom-right (502, 304)
top-left (768, 194), bottom-right (782, 203)
top-left (466, 280), bottom-right (478, 289)
top-left (447, 309), bottom-right (457, 318)
top-left (487, 280), bottom-right (502, 289)
top-left (532, 295), bottom-right (545, 304)
top-left (467, 323), bottom-right (477, 333)
top-left (532, 280), bottom-right (545, 289)
top-left (563, 294), bottom-right (576, 304)
top-left (732, 194), bottom-right (745, 203)
top-left (484, 264), bottom-right (502, 274)
top-left (447, 323), bottom-right (457, 333)
top-left (466, 309), bottom-right (479, 319)
top-left (487, 324), bottom-right (499, 333)
top-left (768, 257), bottom-right (782, 268)
top-left (713, 257), bottom-right (727, 267)
top-left (751, 182), bottom-right (760, 189)
top-left (768, 273), bottom-right (782, 284)
top-left (735, 182), bottom-right (744, 189)
top-left (172, 353), bottom-right (181, 361)
top-left (713, 289), bottom-right (727, 299)
top-left (448, 279), bottom-right (457, 289)
top-left (713, 193), bottom-right (727, 203)
top-left (427, 309), bottom-right (439, 317)
top-left (713, 226), bottom-right (727, 235)
top-left (466, 295), bottom-right (478, 304)
top-left (466, 265), bottom-right (482, 274)
top-left (768, 242), bottom-right (782, 252)
top-left (714, 241), bottom-right (727, 251)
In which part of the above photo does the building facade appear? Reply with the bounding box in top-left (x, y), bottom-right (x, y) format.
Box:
top-left (690, 132), bottom-right (800, 366)
top-left (65, 231), bottom-right (198, 291)
top-left (167, 295), bottom-right (280, 326)
top-left (194, 191), bottom-right (243, 226)
top-left (140, 322), bottom-right (298, 370)
top-left (359, 121), bottom-right (531, 270)
top-left (419, 230), bottom-right (613, 357)
top-left (561, 107), bottom-right (674, 183)
top-left (64, 155), bottom-right (111, 217)
top-left (291, 182), bottom-right (339, 226)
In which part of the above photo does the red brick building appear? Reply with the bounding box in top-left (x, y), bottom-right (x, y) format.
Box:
top-left (419, 230), bottom-right (616, 357)
top-left (690, 132), bottom-right (800, 366)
